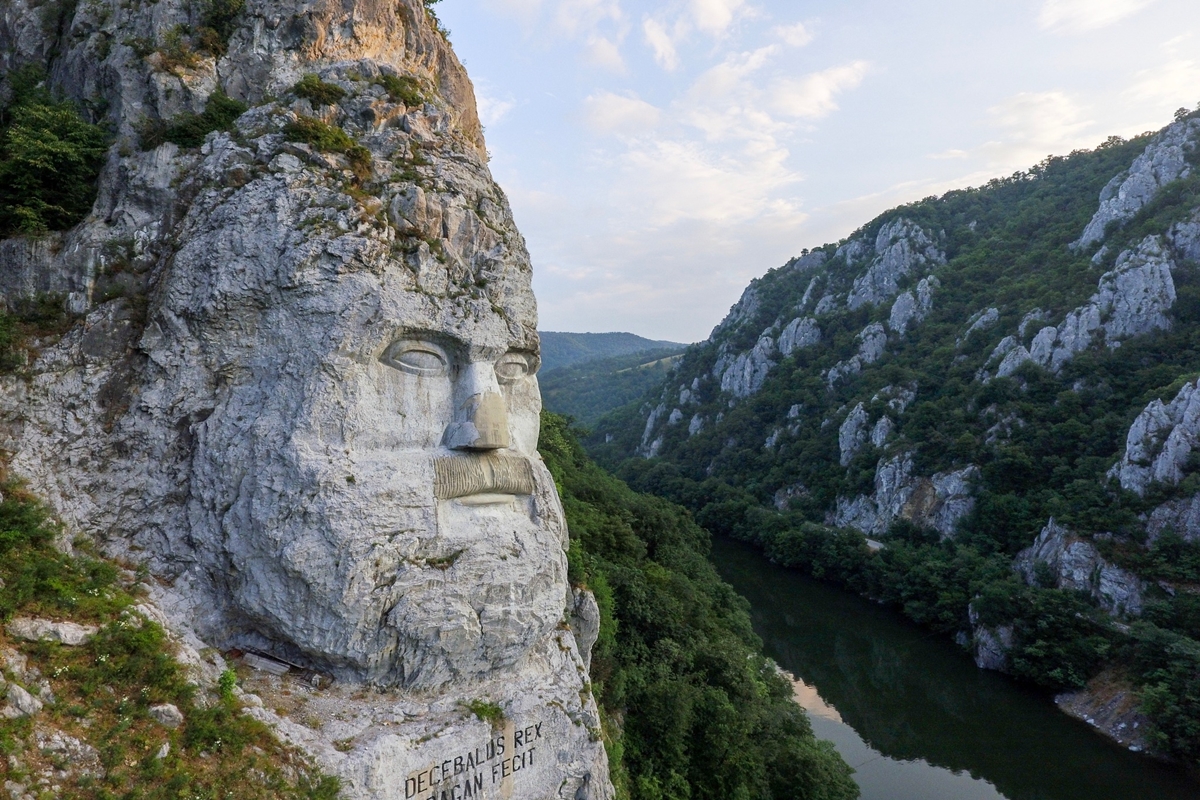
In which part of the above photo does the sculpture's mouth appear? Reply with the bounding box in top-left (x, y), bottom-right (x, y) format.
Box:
top-left (433, 454), bottom-right (535, 502)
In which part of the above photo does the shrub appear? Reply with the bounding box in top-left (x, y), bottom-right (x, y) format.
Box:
top-left (0, 99), bottom-right (107, 236)
top-left (375, 73), bottom-right (424, 107)
top-left (198, 0), bottom-right (246, 54)
top-left (293, 74), bottom-right (346, 107)
top-left (283, 115), bottom-right (372, 180)
top-left (140, 90), bottom-right (247, 150)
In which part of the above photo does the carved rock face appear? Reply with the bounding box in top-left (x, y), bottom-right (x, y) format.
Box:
top-left (137, 142), bottom-right (565, 687)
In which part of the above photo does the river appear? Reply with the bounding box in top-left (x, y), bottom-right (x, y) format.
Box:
top-left (709, 535), bottom-right (1200, 800)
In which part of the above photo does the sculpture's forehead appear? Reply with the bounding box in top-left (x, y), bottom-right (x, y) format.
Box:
top-left (371, 275), bottom-right (538, 345)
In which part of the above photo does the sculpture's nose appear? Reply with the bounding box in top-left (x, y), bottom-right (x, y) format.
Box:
top-left (444, 361), bottom-right (510, 450)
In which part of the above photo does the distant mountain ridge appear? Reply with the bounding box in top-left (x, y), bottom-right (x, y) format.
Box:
top-left (538, 331), bottom-right (686, 372)
top-left (540, 347), bottom-right (685, 427)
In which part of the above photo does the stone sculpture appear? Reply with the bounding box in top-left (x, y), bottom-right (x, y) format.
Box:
top-left (0, 0), bottom-right (612, 795)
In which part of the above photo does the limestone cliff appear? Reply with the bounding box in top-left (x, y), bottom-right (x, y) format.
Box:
top-left (0, 2), bottom-right (612, 798)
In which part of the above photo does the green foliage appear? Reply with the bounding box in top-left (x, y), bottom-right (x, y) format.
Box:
top-left (540, 331), bottom-right (686, 372)
top-left (0, 480), bottom-right (341, 797)
top-left (464, 699), bottom-right (505, 726)
top-left (197, 0), bottom-right (246, 54)
top-left (586, 122), bottom-right (1200, 761)
top-left (140, 90), bottom-right (247, 150)
top-left (539, 413), bottom-right (859, 800)
top-left (0, 80), bottom-right (107, 236)
top-left (283, 115), bottom-right (372, 180)
top-left (541, 348), bottom-right (686, 427)
top-left (374, 73), bottom-right (425, 107)
top-left (292, 74), bottom-right (346, 107)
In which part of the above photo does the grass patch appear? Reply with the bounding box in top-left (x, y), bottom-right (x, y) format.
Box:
top-left (0, 478), bottom-right (341, 798)
top-left (375, 73), bottom-right (424, 107)
top-left (463, 700), bottom-right (505, 727)
top-left (283, 115), bottom-right (372, 180)
top-left (292, 74), bottom-right (346, 107)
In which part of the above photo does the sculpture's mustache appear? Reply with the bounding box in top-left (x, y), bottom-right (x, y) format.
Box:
top-left (433, 454), bottom-right (536, 500)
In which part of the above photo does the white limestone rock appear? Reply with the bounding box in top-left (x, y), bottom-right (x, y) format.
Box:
top-left (2, 685), bottom-right (42, 719)
top-left (6, 618), bottom-right (98, 646)
top-left (688, 414), bottom-right (704, 437)
top-left (969, 604), bottom-right (1013, 672)
top-left (0, 1), bottom-right (612, 796)
top-left (1013, 520), bottom-right (1144, 616)
top-left (1075, 118), bottom-right (1200, 248)
top-left (1146, 494), bottom-right (1200, 543)
top-left (872, 384), bottom-right (918, 414)
top-left (846, 219), bottom-right (946, 310)
top-left (149, 703), bottom-right (185, 729)
top-left (832, 456), bottom-right (976, 538)
top-left (870, 416), bottom-right (894, 448)
top-left (1095, 236), bottom-right (1176, 341)
top-left (813, 293), bottom-right (838, 315)
top-left (716, 336), bottom-right (776, 398)
top-left (1168, 207), bottom-right (1200, 263)
top-left (778, 317), bottom-right (821, 356)
top-left (1109, 377), bottom-right (1200, 495)
top-left (888, 292), bottom-right (917, 335)
top-left (858, 322), bottom-right (888, 364)
top-left (959, 308), bottom-right (1000, 346)
top-left (838, 404), bottom-right (870, 466)
top-left (992, 235), bottom-right (1175, 378)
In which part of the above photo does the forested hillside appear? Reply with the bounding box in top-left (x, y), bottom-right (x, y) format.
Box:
top-left (539, 412), bottom-right (858, 800)
top-left (540, 348), bottom-right (684, 426)
top-left (591, 109), bottom-right (1200, 765)
top-left (539, 331), bottom-right (685, 371)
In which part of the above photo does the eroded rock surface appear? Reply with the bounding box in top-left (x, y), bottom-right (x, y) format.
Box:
top-left (831, 453), bottom-right (976, 538)
top-left (0, 1), bottom-right (611, 797)
top-left (1014, 520), bottom-right (1144, 617)
top-left (1075, 118), bottom-right (1200, 248)
top-left (989, 235), bottom-right (1176, 379)
top-left (845, 219), bottom-right (946, 310)
top-left (1110, 376), bottom-right (1200, 495)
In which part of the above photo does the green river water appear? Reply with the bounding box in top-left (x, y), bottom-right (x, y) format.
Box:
top-left (709, 536), bottom-right (1200, 800)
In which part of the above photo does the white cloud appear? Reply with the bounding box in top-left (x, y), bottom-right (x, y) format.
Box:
top-left (477, 92), bottom-right (516, 126)
top-left (774, 22), bottom-right (813, 47)
top-left (1125, 57), bottom-right (1200, 110)
top-left (1038, 0), bottom-right (1156, 33)
top-left (583, 35), bottom-right (627, 72)
top-left (553, 0), bottom-right (624, 36)
top-left (976, 91), bottom-right (1096, 171)
top-left (583, 91), bottom-right (663, 132)
top-left (643, 18), bottom-right (679, 70)
top-left (690, 0), bottom-right (746, 35)
top-left (770, 61), bottom-right (871, 119)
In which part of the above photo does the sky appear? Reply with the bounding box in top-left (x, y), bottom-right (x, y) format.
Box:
top-left (435, 0), bottom-right (1200, 343)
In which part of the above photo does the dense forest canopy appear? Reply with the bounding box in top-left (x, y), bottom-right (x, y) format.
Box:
top-left (589, 112), bottom-right (1200, 765)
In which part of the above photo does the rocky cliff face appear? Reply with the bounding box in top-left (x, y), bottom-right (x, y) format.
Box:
top-left (0, 3), bottom-right (611, 798)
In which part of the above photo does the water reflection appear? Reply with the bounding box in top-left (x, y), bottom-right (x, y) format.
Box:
top-left (710, 536), bottom-right (1199, 800)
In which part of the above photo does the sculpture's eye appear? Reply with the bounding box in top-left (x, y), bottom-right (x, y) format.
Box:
top-left (381, 341), bottom-right (449, 376)
top-left (495, 352), bottom-right (533, 384)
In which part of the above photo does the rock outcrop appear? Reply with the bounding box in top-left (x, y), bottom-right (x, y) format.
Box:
top-left (887, 276), bottom-right (938, 336)
top-left (715, 335), bottom-right (776, 398)
top-left (838, 403), bottom-right (870, 466)
top-left (831, 453), bottom-right (976, 538)
top-left (1075, 118), bottom-right (1200, 249)
top-left (1109, 376), bottom-right (1200, 495)
top-left (0, 1), bottom-right (611, 797)
top-left (844, 219), bottom-right (946, 310)
top-left (1013, 520), bottom-right (1144, 617)
top-left (988, 235), bottom-right (1176, 379)
top-left (778, 316), bottom-right (821, 356)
